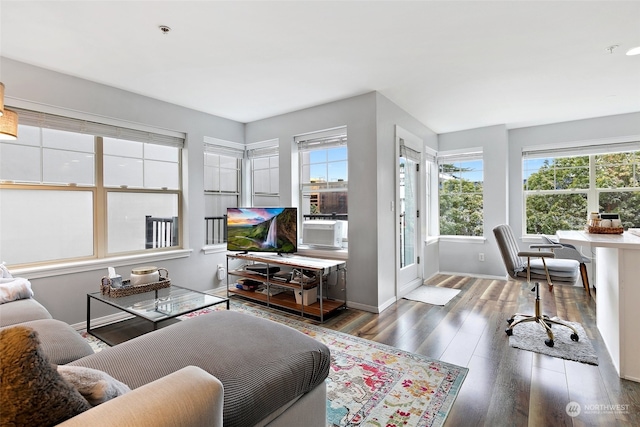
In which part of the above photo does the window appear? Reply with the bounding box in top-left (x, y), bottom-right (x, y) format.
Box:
top-left (296, 129), bottom-right (348, 219)
top-left (203, 139), bottom-right (243, 245)
top-left (438, 152), bottom-right (484, 236)
top-left (0, 109), bottom-right (184, 267)
top-left (424, 150), bottom-right (437, 237)
top-left (248, 141), bottom-right (279, 207)
top-left (524, 143), bottom-right (640, 235)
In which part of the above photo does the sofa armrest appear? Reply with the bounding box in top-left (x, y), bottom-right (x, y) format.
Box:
top-left (57, 366), bottom-right (223, 427)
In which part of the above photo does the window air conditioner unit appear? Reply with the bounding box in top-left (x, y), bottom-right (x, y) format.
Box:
top-left (302, 220), bottom-right (343, 249)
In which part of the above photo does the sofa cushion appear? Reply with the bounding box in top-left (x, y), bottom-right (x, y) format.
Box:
top-left (69, 310), bottom-right (330, 427)
top-left (0, 297), bottom-right (52, 327)
top-left (1, 319), bottom-right (95, 364)
top-left (57, 365), bottom-right (132, 406)
top-left (0, 325), bottom-right (91, 427)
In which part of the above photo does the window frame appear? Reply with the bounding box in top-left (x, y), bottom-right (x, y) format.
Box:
top-left (203, 139), bottom-right (244, 247)
top-left (296, 128), bottom-right (348, 218)
top-left (294, 128), bottom-right (348, 250)
top-left (248, 140), bottom-right (280, 207)
top-left (0, 109), bottom-right (184, 269)
top-left (522, 142), bottom-right (640, 235)
top-left (437, 150), bottom-right (484, 237)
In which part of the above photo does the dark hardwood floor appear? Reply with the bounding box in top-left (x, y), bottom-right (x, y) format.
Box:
top-left (244, 274), bottom-right (640, 426)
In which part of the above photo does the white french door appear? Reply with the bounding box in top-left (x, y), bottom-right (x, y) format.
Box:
top-left (396, 126), bottom-right (423, 296)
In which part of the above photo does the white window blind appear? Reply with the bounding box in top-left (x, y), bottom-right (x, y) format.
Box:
top-left (203, 139), bottom-right (245, 158)
top-left (523, 141), bottom-right (640, 159)
top-left (247, 145), bottom-right (279, 159)
top-left (399, 138), bottom-right (421, 162)
top-left (295, 128), bottom-right (347, 152)
top-left (437, 151), bottom-right (483, 164)
top-left (13, 108), bottom-right (185, 148)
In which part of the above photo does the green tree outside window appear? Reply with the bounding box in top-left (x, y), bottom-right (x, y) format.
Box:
top-left (524, 151), bottom-right (640, 235)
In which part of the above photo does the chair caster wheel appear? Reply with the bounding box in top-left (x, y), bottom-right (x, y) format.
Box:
top-left (570, 333), bottom-right (579, 342)
top-left (545, 339), bottom-right (554, 347)
top-left (507, 318), bottom-right (514, 325)
top-left (545, 322), bottom-right (552, 329)
top-left (505, 328), bottom-right (513, 336)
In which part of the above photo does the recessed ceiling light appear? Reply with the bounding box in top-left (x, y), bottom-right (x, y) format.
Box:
top-left (626, 46), bottom-right (640, 56)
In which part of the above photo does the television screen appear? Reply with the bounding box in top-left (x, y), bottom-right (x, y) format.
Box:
top-left (226, 207), bottom-right (297, 254)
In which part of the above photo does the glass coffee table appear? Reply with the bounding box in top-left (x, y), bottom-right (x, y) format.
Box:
top-left (87, 284), bottom-right (229, 346)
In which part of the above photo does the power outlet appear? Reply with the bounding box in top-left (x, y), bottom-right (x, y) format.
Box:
top-left (478, 253), bottom-right (485, 262)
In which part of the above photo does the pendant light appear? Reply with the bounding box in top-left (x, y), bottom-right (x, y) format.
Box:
top-left (0, 108), bottom-right (18, 140)
top-left (0, 82), bottom-right (4, 117)
top-left (0, 81), bottom-right (19, 140)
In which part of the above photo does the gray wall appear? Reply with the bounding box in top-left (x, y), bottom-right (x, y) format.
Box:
top-left (374, 93), bottom-right (437, 308)
top-left (246, 93), bottom-right (382, 311)
top-left (437, 113), bottom-right (640, 278)
top-left (438, 125), bottom-right (509, 277)
top-left (2, 58), bottom-right (244, 324)
top-left (508, 112), bottom-right (640, 237)
top-left (245, 92), bottom-right (436, 312)
top-left (3, 57), bottom-right (639, 321)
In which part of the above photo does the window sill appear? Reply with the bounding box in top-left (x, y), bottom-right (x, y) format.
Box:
top-left (438, 235), bottom-right (487, 244)
top-left (296, 245), bottom-right (349, 261)
top-left (12, 249), bottom-right (192, 280)
top-left (202, 244), bottom-right (227, 255)
top-left (425, 236), bottom-right (439, 246)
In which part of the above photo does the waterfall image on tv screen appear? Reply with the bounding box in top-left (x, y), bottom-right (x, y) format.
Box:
top-left (226, 207), bottom-right (297, 253)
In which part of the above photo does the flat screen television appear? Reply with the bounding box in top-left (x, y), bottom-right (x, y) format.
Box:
top-left (226, 207), bottom-right (297, 254)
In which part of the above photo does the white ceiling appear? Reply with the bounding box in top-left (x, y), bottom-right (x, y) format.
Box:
top-left (1, 1), bottom-right (639, 133)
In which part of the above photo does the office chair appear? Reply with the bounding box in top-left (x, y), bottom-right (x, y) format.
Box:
top-left (493, 224), bottom-right (580, 347)
top-left (539, 235), bottom-right (591, 296)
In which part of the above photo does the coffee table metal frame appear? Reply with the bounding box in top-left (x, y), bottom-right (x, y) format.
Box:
top-left (87, 284), bottom-right (229, 346)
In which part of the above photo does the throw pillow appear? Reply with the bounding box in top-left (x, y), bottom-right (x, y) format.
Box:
top-left (0, 326), bottom-right (91, 427)
top-left (0, 262), bottom-right (12, 278)
top-left (57, 365), bottom-right (131, 406)
top-left (0, 277), bottom-right (34, 304)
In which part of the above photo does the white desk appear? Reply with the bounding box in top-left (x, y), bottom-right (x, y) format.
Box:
top-left (556, 230), bottom-right (640, 382)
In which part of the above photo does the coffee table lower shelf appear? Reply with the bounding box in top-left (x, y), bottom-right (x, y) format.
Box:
top-left (88, 316), bottom-right (182, 346)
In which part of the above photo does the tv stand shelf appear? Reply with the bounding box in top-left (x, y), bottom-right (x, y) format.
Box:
top-left (226, 253), bottom-right (347, 322)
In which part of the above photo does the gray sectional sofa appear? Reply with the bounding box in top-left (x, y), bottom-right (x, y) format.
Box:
top-left (0, 296), bottom-right (330, 427)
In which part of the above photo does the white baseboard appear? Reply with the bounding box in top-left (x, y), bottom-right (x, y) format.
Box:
top-left (69, 312), bottom-right (133, 332)
top-left (346, 301), bottom-right (380, 313)
top-left (378, 296), bottom-right (397, 313)
top-left (438, 271), bottom-right (506, 281)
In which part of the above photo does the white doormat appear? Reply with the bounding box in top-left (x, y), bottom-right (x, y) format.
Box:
top-left (403, 285), bottom-right (461, 306)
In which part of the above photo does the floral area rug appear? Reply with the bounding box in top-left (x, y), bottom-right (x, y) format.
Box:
top-left (81, 301), bottom-right (468, 427)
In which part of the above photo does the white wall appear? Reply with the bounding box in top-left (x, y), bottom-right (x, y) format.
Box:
top-left (246, 93), bottom-right (381, 311)
top-left (2, 58), bottom-right (244, 324)
top-left (438, 125), bottom-right (509, 277)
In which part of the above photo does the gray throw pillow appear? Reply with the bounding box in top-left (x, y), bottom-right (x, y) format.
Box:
top-left (57, 365), bottom-right (131, 406)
